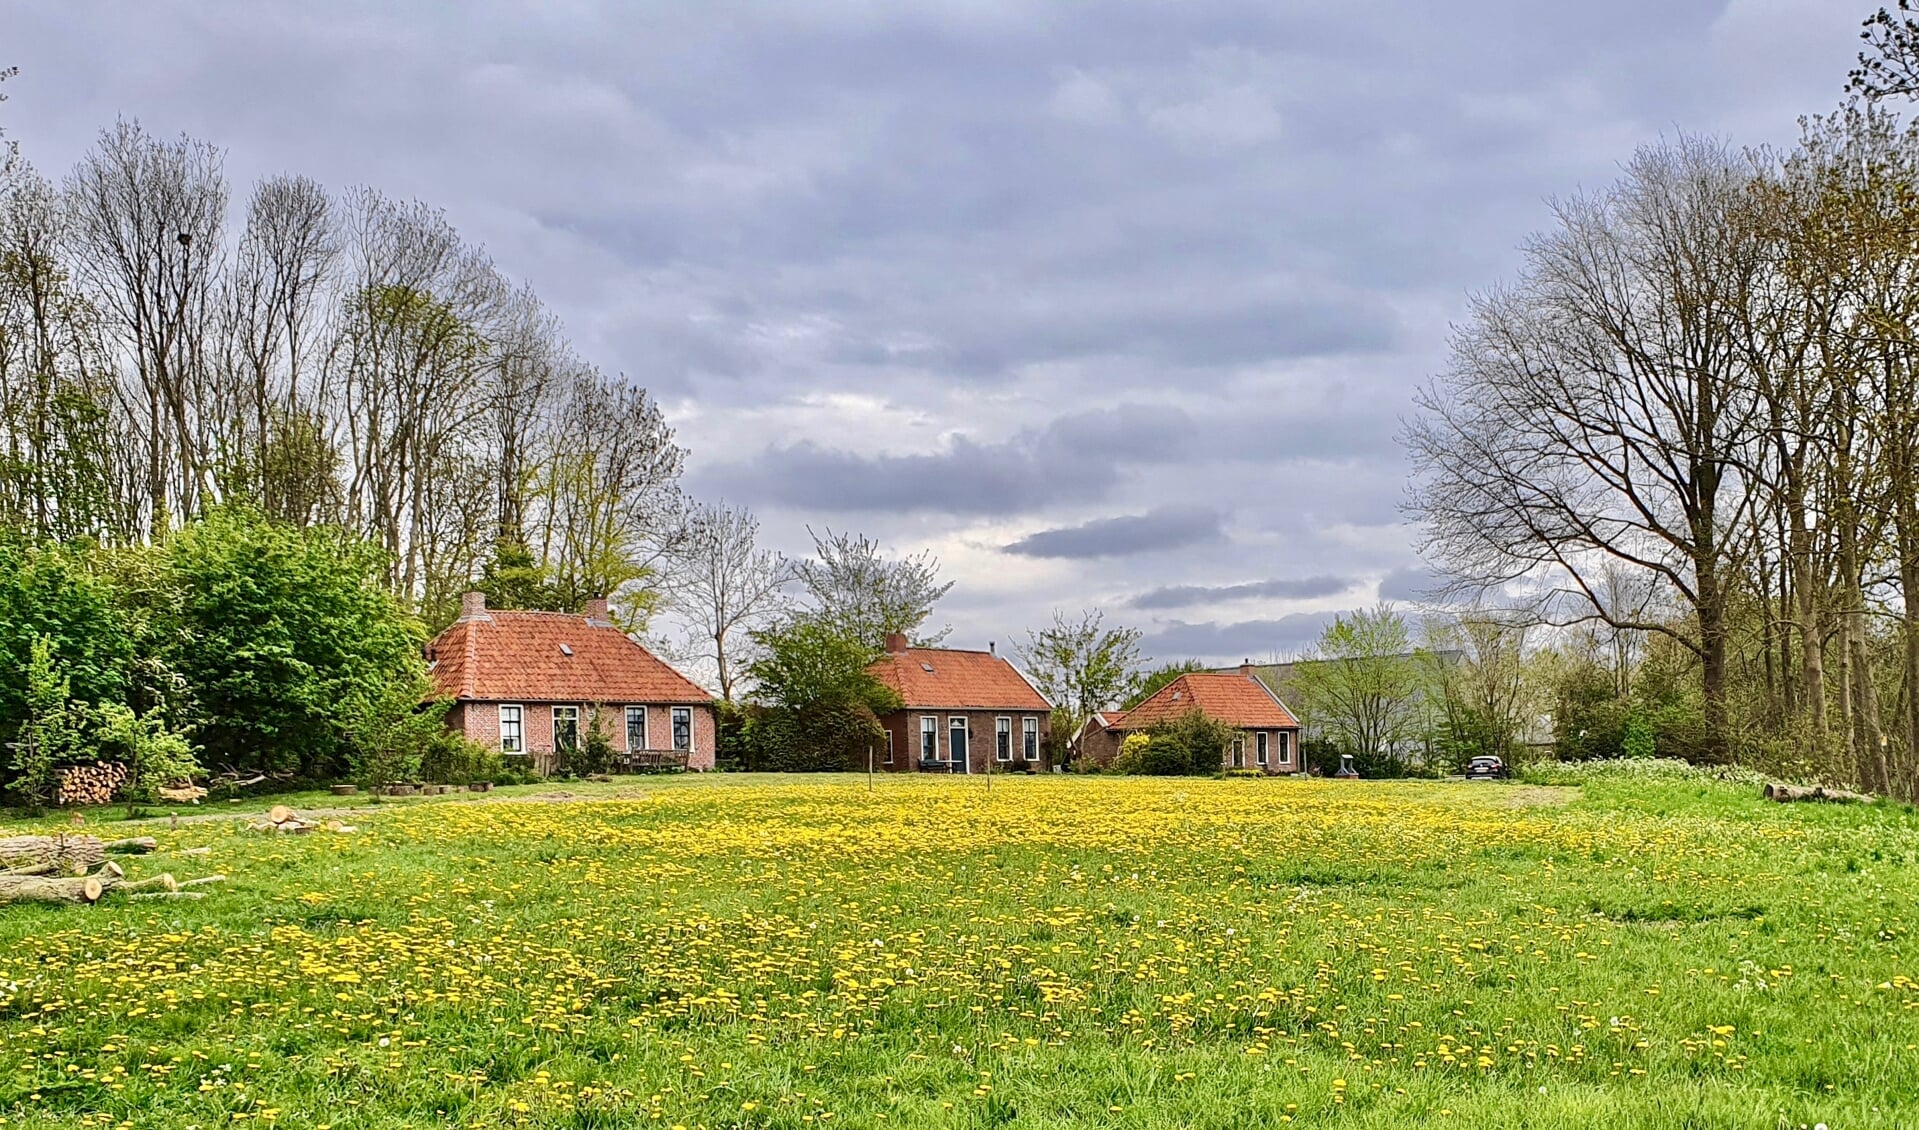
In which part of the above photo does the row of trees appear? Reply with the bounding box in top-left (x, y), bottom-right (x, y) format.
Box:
top-left (1, 117), bottom-right (684, 629)
top-left (1406, 14), bottom-right (1919, 798)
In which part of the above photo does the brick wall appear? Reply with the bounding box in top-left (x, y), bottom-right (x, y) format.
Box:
top-left (448, 700), bottom-right (716, 774)
top-left (876, 708), bottom-right (1051, 774)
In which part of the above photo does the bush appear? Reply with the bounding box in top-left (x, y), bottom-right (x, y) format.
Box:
top-left (10, 637), bottom-right (85, 811)
top-left (560, 707), bottom-right (615, 777)
top-left (747, 701), bottom-right (882, 772)
top-left (93, 699), bottom-right (200, 813)
top-left (1516, 756), bottom-right (1772, 789)
top-left (1106, 733), bottom-right (1151, 775)
top-left (1106, 710), bottom-right (1237, 776)
top-left (343, 675), bottom-right (449, 790)
top-left (420, 733), bottom-right (503, 785)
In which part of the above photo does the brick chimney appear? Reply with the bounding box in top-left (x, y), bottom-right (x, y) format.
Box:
top-left (884, 632), bottom-right (910, 654)
top-left (459, 591), bottom-right (491, 622)
top-left (1240, 659), bottom-right (1257, 679)
top-left (584, 596), bottom-right (611, 625)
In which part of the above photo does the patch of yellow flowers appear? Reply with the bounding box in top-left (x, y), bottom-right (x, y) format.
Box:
top-left (0, 776), bottom-right (1910, 1126)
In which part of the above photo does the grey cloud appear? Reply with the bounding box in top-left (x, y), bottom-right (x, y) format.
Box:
top-left (1131, 575), bottom-right (1350, 610)
top-left (1004, 506), bottom-right (1223, 560)
top-left (697, 403), bottom-right (1196, 516)
top-left (1141, 613), bottom-right (1334, 663)
top-left (1379, 565), bottom-right (1450, 603)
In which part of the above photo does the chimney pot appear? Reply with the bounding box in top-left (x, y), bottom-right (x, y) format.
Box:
top-left (884, 632), bottom-right (910, 654)
top-left (989, 640), bottom-right (996, 656)
top-left (1240, 660), bottom-right (1257, 678)
top-left (460, 591), bottom-right (491, 621)
top-left (585, 596), bottom-right (611, 624)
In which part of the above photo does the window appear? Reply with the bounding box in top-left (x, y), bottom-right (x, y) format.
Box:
top-left (884, 729), bottom-right (894, 765)
top-left (626, 706), bottom-right (647, 752)
top-left (949, 716), bottom-right (968, 765)
top-left (995, 717), bottom-right (1012, 762)
top-left (1022, 717), bottom-right (1039, 761)
top-left (1230, 734), bottom-right (1245, 769)
top-left (920, 716), bottom-right (938, 761)
top-left (1278, 731), bottom-right (1291, 766)
top-left (499, 705), bottom-right (524, 755)
top-left (671, 707), bottom-right (692, 751)
top-left (1256, 731), bottom-right (1269, 767)
top-left (552, 705), bottom-right (580, 752)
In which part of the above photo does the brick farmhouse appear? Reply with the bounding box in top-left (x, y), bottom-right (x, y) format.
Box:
top-left (867, 633), bottom-right (1053, 773)
top-left (1077, 667), bottom-right (1303, 774)
top-left (425, 592), bottom-right (716, 774)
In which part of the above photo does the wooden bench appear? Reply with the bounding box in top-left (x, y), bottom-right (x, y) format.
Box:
top-left (613, 749), bottom-right (691, 774)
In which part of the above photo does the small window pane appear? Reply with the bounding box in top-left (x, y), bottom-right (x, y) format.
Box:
top-left (626, 706), bottom-right (647, 752)
top-left (671, 707), bottom-right (692, 751)
top-left (920, 716), bottom-right (938, 760)
top-left (500, 705), bottom-right (524, 754)
top-left (1023, 717), bottom-right (1038, 761)
top-left (996, 718), bottom-right (1012, 761)
top-left (553, 706), bottom-right (579, 752)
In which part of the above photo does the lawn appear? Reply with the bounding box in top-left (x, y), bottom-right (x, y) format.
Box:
top-left (1, 774), bottom-right (1914, 1128)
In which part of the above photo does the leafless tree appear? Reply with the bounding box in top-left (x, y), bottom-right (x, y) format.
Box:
top-left (789, 527), bottom-right (954, 651)
top-left (665, 501), bottom-right (789, 701)
top-left (1406, 136), bottom-right (1768, 756)
top-left (64, 120), bottom-right (228, 533)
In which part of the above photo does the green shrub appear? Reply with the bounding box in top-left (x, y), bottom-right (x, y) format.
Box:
top-left (748, 701), bottom-right (881, 772)
top-left (1106, 710), bottom-right (1238, 776)
top-left (1516, 757), bottom-right (1772, 789)
top-left (93, 699), bottom-right (200, 814)
top-left (11, 637), bottom-right (84, 811)
top-left (420, 733), bottom-right (503, 785)
top-left (561, 707), bottom-right (615, 777)
top-left (343, 675), bottom-right (448, 790)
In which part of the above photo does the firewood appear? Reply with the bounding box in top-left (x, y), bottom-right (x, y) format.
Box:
top-left (268, 805), bottom-right (295, 825)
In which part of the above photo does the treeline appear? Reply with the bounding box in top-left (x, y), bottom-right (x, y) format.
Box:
top-left (1407, 20), bottom-right (1919, 799)
top-left (1, 118), bottom-right (684, 629)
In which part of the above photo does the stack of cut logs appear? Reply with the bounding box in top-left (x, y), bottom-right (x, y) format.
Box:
top-left (0, 833), bottom-right (223, 906)
top-left (55, 761), bottom-right (130, 806)
top-left (248, 806), bottom-right (355, 835)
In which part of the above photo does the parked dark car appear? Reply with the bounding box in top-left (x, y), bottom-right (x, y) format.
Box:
top-left (1465, 755), bottom-right (1509, 780)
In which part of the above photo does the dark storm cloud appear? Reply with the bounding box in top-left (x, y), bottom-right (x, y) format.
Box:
top-left (1003, 506), bottom-right (1224, 560)
top-left (1141, 613), bottom-right (1335, 663)
top-left (1131, 575), bottom-right (1351, 610)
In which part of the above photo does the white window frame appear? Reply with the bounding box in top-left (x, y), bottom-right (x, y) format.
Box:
top-left (499, 704), bottom-right (525, 756)
top-left (920, 715), bottom-right (938, 761)
top-left (995, 716), bottom-right (1012, 762)
top-left (1022, 716), bottom-right (1039, 761)
top-left (1256, 731), bottom-right (1269, 767)
top-left (625, 705), bottom-right (647, 752)
top-left (1278, 731), bottom-right (1291, 767)
top-left (552, 705), bottom-right (580, 752)
top-left (671, 707), bottom-right (693, 751)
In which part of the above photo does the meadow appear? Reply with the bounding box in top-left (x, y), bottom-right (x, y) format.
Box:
top-left (1, 773), bottom-right (1915, 1129)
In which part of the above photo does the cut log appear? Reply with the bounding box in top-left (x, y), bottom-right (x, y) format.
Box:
top-left (0, 868), bottom-right (198, 907)
top-left (1763, 783), bottom-right (1875, 803)
top-left (0, 834), bottom-right (150, 873)
top-left (268, 805), bottom-right (295, 824)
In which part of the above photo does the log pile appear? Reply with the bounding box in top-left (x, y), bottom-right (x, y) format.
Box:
top-left (55, 761), bottom-right (130, 806)
top-left (247, 806), bottom-right (355, 835)
top-left (0, 833), bottom-right (218, 906)
top-left (1763, 782), bottom-right (1876, 804)
top-left (158, 783), bottom-right (208, 804)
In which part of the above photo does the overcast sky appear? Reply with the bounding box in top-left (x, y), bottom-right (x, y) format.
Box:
top-left (1, 1), bottom-right (1867, 664)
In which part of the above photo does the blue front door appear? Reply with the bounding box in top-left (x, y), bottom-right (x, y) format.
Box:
top-left (948, 717), bottom-right (968, 773)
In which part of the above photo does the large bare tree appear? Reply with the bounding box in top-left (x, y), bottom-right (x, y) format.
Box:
top-left (1407, 136), bottom-right (1767, 756)
top-left (665, 501), bottom-right (788, 701)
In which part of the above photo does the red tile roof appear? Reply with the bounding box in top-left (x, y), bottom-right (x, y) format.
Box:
top-left (1115, 673), bottom-right (1299, 730)
top-left (867, 646), bottom-right (1051, 711)
top-left (426, 610), bottom-right (710, 704)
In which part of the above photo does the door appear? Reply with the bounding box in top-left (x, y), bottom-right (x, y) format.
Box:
top-left (949, 716), bottom-right (969, 773)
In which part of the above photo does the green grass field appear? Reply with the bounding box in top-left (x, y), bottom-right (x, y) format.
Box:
top-left (2, 773), bottom-right (1915, 1128)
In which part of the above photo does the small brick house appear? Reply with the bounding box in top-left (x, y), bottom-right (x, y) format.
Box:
top-left (867, 633), bottom-right (1053, 773)
top-left (1077, 667), bottom-right (1302, 774)
top-left (425, 592), bottom-right (716, 774)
